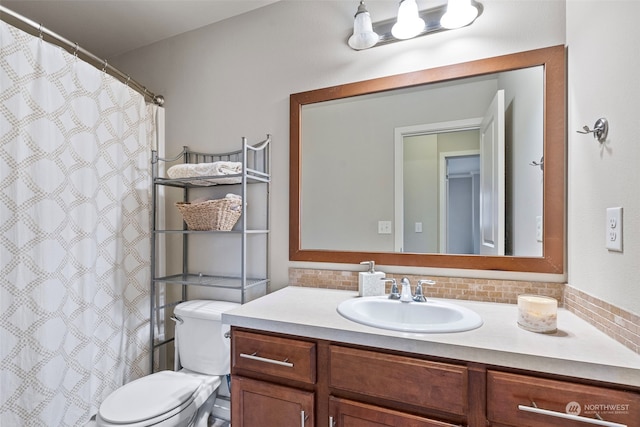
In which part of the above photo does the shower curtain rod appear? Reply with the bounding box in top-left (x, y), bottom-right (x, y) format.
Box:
top-left (0, 5), bottom-right (164, 106)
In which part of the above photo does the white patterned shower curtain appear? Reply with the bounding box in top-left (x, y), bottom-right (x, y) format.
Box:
top-left (0, 21), bottom-right (160, 426)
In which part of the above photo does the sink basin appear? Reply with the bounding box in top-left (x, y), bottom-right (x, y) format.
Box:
top-left (337, 296), bottom-right (483, 333)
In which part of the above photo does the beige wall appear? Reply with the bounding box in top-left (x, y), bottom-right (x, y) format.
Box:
top-left (566, 1), bottom-right (640, 315)
top-left (112, 1), bottom-right (640, 316)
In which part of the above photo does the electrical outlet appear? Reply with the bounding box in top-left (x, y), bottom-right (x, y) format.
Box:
top-left (378, 220), bottom-right (392, 234)
top-left (415, 222), bottom-right (423, 233)
top-left (605, 207), bottom-right (623, 252)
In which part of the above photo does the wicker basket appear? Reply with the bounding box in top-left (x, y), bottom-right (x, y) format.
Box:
top-left (175, 198), bottom-right (242, 231)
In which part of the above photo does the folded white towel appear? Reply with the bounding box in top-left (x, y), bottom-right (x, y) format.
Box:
top-left (167, 161), bottom-right (242, 185)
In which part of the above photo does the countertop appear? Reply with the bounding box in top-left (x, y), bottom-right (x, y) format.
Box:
top-left (222, 286), bottom-right (640, 388)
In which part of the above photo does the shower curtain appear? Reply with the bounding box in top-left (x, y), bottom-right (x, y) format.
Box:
top-left (0, 21), bottom-right (160, 426)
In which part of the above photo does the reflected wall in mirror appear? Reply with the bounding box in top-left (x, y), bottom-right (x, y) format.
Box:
top-left (290, 45), bottom-right (565, 273)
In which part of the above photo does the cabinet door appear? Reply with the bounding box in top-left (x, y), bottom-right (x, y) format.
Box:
top-left (329, 397), bottom-right (459, 427)
top-left (232, 376), bottom-right (314, 427)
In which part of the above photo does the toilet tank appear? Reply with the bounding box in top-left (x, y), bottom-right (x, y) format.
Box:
top-left (173, 300), bottom-right (240, 375)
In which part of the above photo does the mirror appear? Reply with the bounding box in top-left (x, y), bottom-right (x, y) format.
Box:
top-left (290, 46), bottom-right (565, 273)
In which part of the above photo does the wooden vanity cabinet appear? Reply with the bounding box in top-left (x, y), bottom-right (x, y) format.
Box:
top-left (231, 328), bottom-right (474, 427)
top-left (231, 330), bottom-right (317, 427)
top-left (231, 328), bottom-right (640, 427)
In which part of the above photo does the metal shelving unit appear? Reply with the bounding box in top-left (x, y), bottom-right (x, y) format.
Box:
top-left (149, 135), bottom-right (271, 372)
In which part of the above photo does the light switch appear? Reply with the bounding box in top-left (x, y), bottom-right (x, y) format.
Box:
top-left (378, 220), bottom-right (392, 234)
top-left (535, 216), bottom-right (543, 242)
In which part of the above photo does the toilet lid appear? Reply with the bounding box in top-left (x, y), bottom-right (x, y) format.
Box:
top-left (99, 371), bottom-right (202, 424)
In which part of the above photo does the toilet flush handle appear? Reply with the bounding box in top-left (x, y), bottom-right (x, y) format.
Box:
top-left (170, 315), bottom-right (183, 324)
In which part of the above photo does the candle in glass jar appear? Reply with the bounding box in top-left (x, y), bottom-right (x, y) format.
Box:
top-left (517, 295), bottom-right (557, 333)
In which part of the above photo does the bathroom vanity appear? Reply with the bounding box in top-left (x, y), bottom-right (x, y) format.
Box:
top-left (224, 287), bottom-right (640, 427)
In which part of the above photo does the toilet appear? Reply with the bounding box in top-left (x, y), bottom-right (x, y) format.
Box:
top-left (95, 300), bottom-right (239, 427)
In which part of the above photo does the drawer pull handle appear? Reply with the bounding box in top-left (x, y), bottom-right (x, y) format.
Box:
top-left (329, 416), bottom-right (335, 427)
top-left (301, 410), bottom-right (308, 426)
top-left (240, 352), bottom-right (294, 368)
top-left (518, 404), bottom-right (627, 427)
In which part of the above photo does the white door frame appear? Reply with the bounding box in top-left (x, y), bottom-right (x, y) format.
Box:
top-left (394, 118), bottom-right (482, 252)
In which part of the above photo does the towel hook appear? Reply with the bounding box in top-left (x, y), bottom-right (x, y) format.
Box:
top-left (529, 156), bottom-right (543, 171)
top-left (577, 117), bottom-right (608, 143)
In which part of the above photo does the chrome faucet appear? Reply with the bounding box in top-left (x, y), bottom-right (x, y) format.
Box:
top-left (399, 277), bottom-right (413, 302)
top-left (383, 277), bottom-right (436, 302)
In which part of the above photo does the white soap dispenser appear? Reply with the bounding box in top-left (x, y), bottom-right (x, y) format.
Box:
top-left (358, 261), bottom-right (386, 297)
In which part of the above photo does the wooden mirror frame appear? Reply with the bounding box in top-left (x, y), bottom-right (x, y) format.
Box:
top-left (290, 45), bottom-right (565, 273)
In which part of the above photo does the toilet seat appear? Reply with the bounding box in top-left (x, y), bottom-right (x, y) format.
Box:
top-left (97, 371), bottom-right (203, 427)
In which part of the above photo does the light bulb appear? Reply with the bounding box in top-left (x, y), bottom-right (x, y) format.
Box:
top-left (391, 0), bottom-right (425, 40)
top-left (348, 1), bottom-right (379, 50)
top-left (440, 0), bottom-right (479, 29)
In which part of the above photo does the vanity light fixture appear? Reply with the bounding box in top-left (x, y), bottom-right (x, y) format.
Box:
top-left (391, 0), bottom-right (425, 40)
top-left (348, 0), bottom-right (482, 50)
top-left (441, 0), bottom-right (479, 29)
top-left (348, 1), bottom-right (380, 50)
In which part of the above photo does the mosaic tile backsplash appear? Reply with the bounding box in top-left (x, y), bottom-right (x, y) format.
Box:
top-left (564, 284), bottom-right (640, 354)
top-left (288, 267), bottom-right (639, 355)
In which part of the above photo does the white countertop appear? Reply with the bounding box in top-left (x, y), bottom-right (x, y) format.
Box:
top-left (223, 286), bottom-right (640, 387)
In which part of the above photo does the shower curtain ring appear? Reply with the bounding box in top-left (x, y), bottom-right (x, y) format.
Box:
top-left (73, 42), bottom-right (79, 57)
top-left (102, 59), bottom-right (108, 72)
top-left (38, 23), bottom-right (43, 40)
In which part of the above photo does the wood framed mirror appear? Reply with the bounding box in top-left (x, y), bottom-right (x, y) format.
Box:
top-left (290, 45), bottom-right (565, 273)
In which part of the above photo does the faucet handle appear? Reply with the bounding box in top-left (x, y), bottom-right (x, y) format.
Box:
top-left (381, 278), bottom-right (400, 299)
top-left (413, 279), bottom-right (436, 302)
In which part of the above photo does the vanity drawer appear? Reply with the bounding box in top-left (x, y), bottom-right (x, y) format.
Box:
top-left (330, 396), bottom-right (460, 427)
top-left (329, 345), bottom-right (468, 416)
top-left (232, 330), bottom-right (316, 384)
top-left (487, 370), bottom-right (640, 427)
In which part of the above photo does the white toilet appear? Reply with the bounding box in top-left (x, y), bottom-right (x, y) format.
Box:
top-left (95, 300), bottom-right (239, 427)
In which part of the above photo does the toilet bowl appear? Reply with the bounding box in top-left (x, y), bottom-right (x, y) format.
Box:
top-left (95, 300), bottom-right (239, 427)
